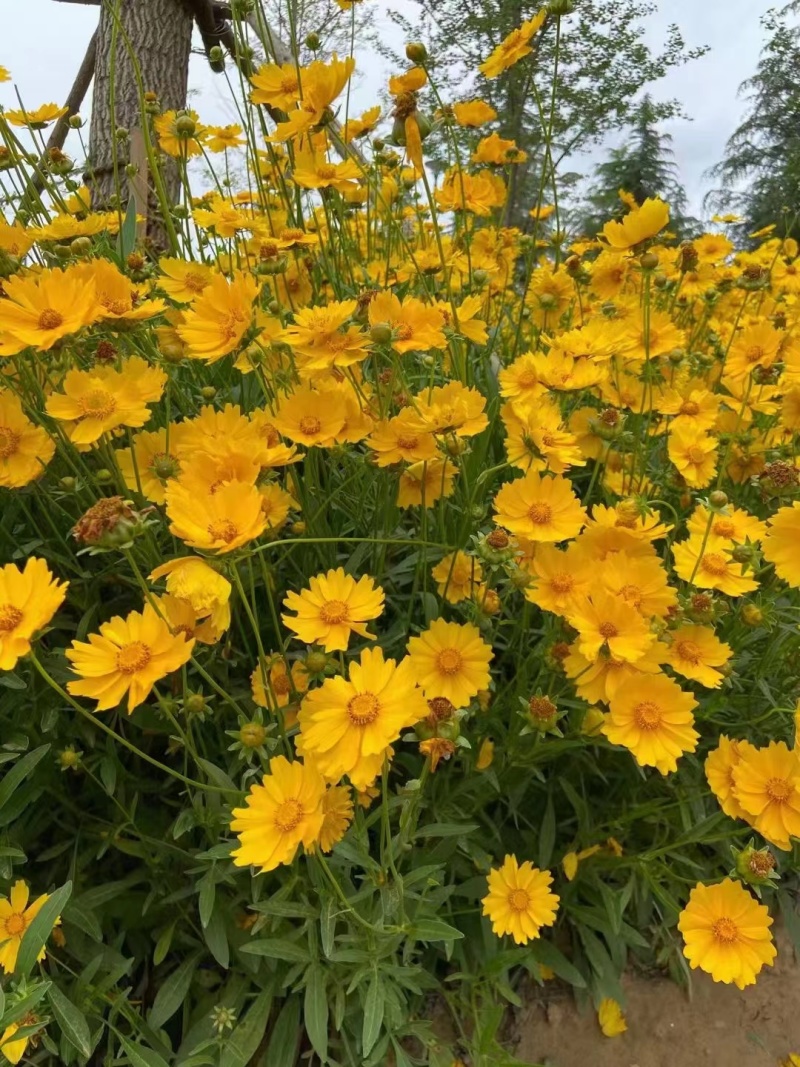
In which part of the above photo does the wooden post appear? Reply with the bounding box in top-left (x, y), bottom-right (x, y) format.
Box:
top-left (128, 127), bottom-right (149, 244)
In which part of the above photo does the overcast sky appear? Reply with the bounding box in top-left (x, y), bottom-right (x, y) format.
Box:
top-left (0, 0), bottom-right (777, 219)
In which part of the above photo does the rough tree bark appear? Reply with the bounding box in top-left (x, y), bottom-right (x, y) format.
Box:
top-left (88, 0), bottom-right (194, 244)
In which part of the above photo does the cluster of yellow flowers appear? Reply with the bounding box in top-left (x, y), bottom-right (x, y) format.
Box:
top-left (2, 6), bottom-right (800, 1059)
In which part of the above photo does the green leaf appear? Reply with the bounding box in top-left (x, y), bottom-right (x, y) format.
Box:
top-left (0, 745), bottom-right (50, 813)
top-left (227, 988), bottom-right (273, 1067)
top-left (204, 906), bottom-right (229, 969)
top-left (241, 938), bottom-right (310, 963)
top-left (538, 793), bottom-right (555, 869)
top-left (320, 897), bottom-right (336, 959)
top-left (409, 918), bottom-right (464, 942)
top-left (148, 952), bottom-right (198, 1029)
top-left (63, 899), bottom-right (102, 942)
top-left (415, 822), bottom-right (479, 839)
top-left (117, 195), bottom-right (138, 261)
top-left (15, 880), bottom-right (71, 976)
top-left (198, 874), bottom-right (215, 929)
top-left (47, 983), bottom-right (92, 1058)
top-left (118, 1034), bottom-right (171, 1067)
top-left (263, 996), bottom-right (300, 1067)
top-left (361, 977), bottom-right (384, 1056)
top-left (304, 964), bottom-right (329, 1063)
top-left (196, 757), bottom-right (238, 792)
top-left (529, 940), bottom-right (586, 988)
top-left (153, 923), bottom-right (175, 967)
top-left (0, 672), bottom-right (26, 690)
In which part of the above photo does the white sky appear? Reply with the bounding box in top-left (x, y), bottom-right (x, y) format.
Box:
top-left (0, 0), bottom-right (776, 219)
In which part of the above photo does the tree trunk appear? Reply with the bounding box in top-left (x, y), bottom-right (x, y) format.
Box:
top-left (88, 0), bottom-right (193, 246)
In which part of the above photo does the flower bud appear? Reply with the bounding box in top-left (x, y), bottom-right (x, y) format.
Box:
top-left (305, 651), bottom-right (328, 674)
top-left (71, 236), bottom-right (92, 256)
top-left (175, 114), bottom-right (197, 137)
top-left (72, 495), bottom-right (140, 550)
top-left (639, 251), bottom-right (659, 271)
top-left (200, 386), bottom-right (217, 401)
top-left (527, 695), bottom-right (558, 732)
top-left (740, 603), bottom-right (764, 627)
top-left (68, 114), bottom-right (83, 129)
top-left (370, 322), bottom-right (393, 345)
top-left (184, 693), bottom-right (207, 716)
top-left (406, 42), bottom-right (428, 62)
top-left (305, 32), bottom-right (321, 50)
top-left (209, 45), bottom-right (224, 64)
top-left (239, 722), bottom-right (266, 748)
top-left (734, 842), bottom-right (777, 887)
top-left (59, 476), bottom-right (77, 492)
top-left (115, 126), bottom-right (129, 141)
top-left (708, 490), bottom-right (728, 510)
top-left (472, 268), bottom-right (489, 286)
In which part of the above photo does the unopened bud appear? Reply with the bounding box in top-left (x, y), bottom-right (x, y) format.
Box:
top-left (405, 42), bottom-right (428, 63)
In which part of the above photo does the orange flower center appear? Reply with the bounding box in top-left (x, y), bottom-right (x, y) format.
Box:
top-left (633, 701), bottom-right (662, 730)
top-left (766, 776), bottom-right (792, 803)
top-left (712, 519), bottom-right (736, 538)
top-left (395, 323), bottom-right (413, 341)
top-left (183, 272), bottom-right (206, 293)
top-left (679, 400), bottom-right (700, 416)
top-left (618, 584), bottom-right (643, 608)
top-left (207, 519), bottom-right (239, 543)
top-left (436, 647), bottom-right (463, 675)
top-left (507, 888), bottom-right (531, 912)
top-left (549, 573), bottom-right (573, 594)
top-left (38, 307), bottom-right (64, 331)
top-left (79, 388), bottom-right (117, 420)
top-left (700, 552), bottom-right (728, 577)
top-left (317, 164), bottom-right (337, 180)
top-left (274, 797), bottom-right (303, 832)
top-left (711, 917), bottom-right (739, 944)
top-left (4, 912), bottom-right (25, 936)
top-left (272, 673), bottom-right (291, 696)
top-left (220, 312), bottom-right (245, 343)
top-left (396, 434), bottom-right (419, 450)
top-left (688, 446), bottom-right (707, 465)
top-left (527, 503), bottom-right (552, 525)
top-left (599, 621), bottom-right (618, 640)
top-left (517, 370), bottom-right (538, 389)
top-left (675, 639), bottom-right (701, 664)
top-left (116, 640), bottom-right (152, 674)
top-left (259, 422), bottom-right (281, 447)
top-left (280, 76), bottom-right (299, 94)
top-left (0, 604), bottom-right (23, 632)
top-left (281, 228), bottom-right (304, 241)
top-left (103, 298), bottom-right (130, 316)
top-left (0, 427), bottom-right (21, 458)
top-left (151, 452), bottom-right (180, 481)
top-left (746, 345), bottom-right (764, 363)
top-left (347, 691), bottom-right (380, 725)
top-left (319, 599), bottom-right (349, 624)
top-left (299, 415), bottom-right (322, 435)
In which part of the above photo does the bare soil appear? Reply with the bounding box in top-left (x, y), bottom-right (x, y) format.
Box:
top-left (513, 933), bottom-right (800, 1067)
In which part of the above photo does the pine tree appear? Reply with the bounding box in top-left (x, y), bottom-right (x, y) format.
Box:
top-left (580, 95), bottom-right (691, 236)
top-left (708, 4), bottom-right (800, 242)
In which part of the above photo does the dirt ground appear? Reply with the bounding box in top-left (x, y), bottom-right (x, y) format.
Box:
top-left (513, 933), bottom-right (800, 1067)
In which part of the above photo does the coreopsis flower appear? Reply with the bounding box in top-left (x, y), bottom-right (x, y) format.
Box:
top-left (596, 550), bottom-right (676, 619)
top-left (0, 881), bottom-right (54, 972)
top-left (272, 384), bottom-right (348, 447)
top-left (498, 354), bottom-right (547, 407)
top-left (668, 426), bottom-right (718, 488)
top-left (367, 291), bottom-right (447, 353)
top-left (502, 399), bottom-right (585, 473)
top-left (435, 168), bottom-right (507, 216)
top-left (117, 425), bottom-right (189, 504)
top-left (597, 999), bottom-right (627, 1038)
top-left (0, 390), bottom-right (55, 488)
top-left (0, 219), bottom-right (33, 257)
top-left (368, 410), bottom-right (438, 466)
top-left (292, 150), bottom-right (362, 192)
top-left (279, 299), bottom-right (371, 370)
top-left (0, 558), bottom-right (68, 671)
top-left (732, 741), bottom-right (800, 850)
top-left (269, 55), bottom-right (355, 143)
top-left (149, 557), bottom-right (232, 637)
top-left (397, 457), bottom-right (458, 507)
top-left (564, 642), bottom-right (663, 705)
top-left (297, 647), bottom-right (428, 789)
top-left (166, 480), bottom-right (267, 553)
top-left (763, 501), bottom-right (800, 587)
top-left (249, 62), bottom-right (301, 110)
top-left (0, 266), bottom-right (99, 355)
top-left (672, 535), bottom-right (759, 596)
top-left (521, 543), bottom-right (591, 614)
top-left (5, 102), bottom-right (68, 128)
top-left (231, 756), bottom-right (325, 872)
top-left (205, 123), bottom-right (245, 151)
top-left (405, 382), bottom-right (488, 438)
top-left (602, 674), bottom-right (699, 774)
top-left (177, 272), bottom-right (260, 362)
top-left (45, 357), bottom-right (167, 447)
top-left (705, 736), bottom-right (752, 821)
top-left (315, 785), bottom-right (355, 852)
top-left (282, 567), bottom-right (384, 652)
top-left (251, 654), bottom-right (310, 713)
top-left (407, 618), bottom-right (492, 708)
top-left (158, 258), bottom-right (215, 302)
top-left (471, 132), bottom-right (527, 165)
top-left (478, 11), bottom-right (547, 78)
top-left (658, 387), bottom-right (720, 433)
top-left (341, 105), bottom-right (381, 142)
top-left (600, 198), bottom-right (669, 250)
top-left (481, 855), bottom-right (559, 945)
top-left (78, 259), bottom-right (166, 321)
top-left (678, 879), bottom-right (776, 989)
top-left (431, 552), bottom-right (483, 604)
top-left (67, 603), bottom-right (194, 713)
top-left (567, 590), bottom-right (656, 664)
top-left (493, 471), bottom-right (587, 542)
top-left (725, 321), bottom-right (783, 380)
top-left (662, 624), bottom-right (731, 688)
top-left (0, 1016), bottom-right (39, 1065)
top-left (153, 108), bottom-right (206, 157)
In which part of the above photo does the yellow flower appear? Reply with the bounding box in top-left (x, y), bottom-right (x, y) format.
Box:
top-left (407, 618), bottom-right (492, 708)
top-left (67, 602), bottom-right (194, 713)
top-left (5, 102), bottom-right (68, 128)
top-left (46, 357), bottom-right (167, 447)
top-left (435, 168), bottom-right (507, 216)
top-left (78, 260), bottom-right (166, 321)
top-left (668, 426), bottom-right (718, 488)
top-left (273, 384), bottom-right (348, 447)
top-left (663, 624), bottom-right (731, 688)
top-left (601, 198), bottom-right (670, 250)
top-left (231, 756), bottom-right (325, 872)
top-left (249, 62), bottom-right (302, 110)
top-left (341, 106), bottom-right (381, 142)
top-left (686, 503), bottom-right (767, 544)
top-left (292, 150), bottom-right (362, 192)
top-left (451, 100), bottom-right (497, 127)
top-left (205, 123), bottom-right (245, 151)
top-left (493, 472), bottom-right (587, 542)
top-left (153, 108), bottom-right (206, 157)
top-left (602, 674), bottom-right (698, 774)
top-left (0, 265), bottom-right (99, 355)
top-left (725, 321), bottom-right (783, 380)
top-left (177, 272), bottom-right (260, 362)
top-left (481, 855), bottom-right (559, 944)
top-left (0, 558), bottom-right (68, 671)
top-left (597, 998), bottom-right (627, 1038)
top-left (0, 1018), bottom-right (37, 1065)
top-left (672, 535), bottom-right (759, 597)
top-left (763, 501), bottom-right (800, 588)
top-left (404, 382), bottom-right (488, 438)
top-left (316, 785), bottom-right (354, 852)
top-left (431, 552), bottom-right (483, 604)
top-left (166, 479), bottom-right (267, 554)
top-left (158, 258), bottom-right (215, 303)
top-left (0, 390), bottom-right (55, 488)
top-left (705, 736), bottom-right (753, 821)
top-left (562, 844), bottom-right (601, 882)
top-left (368, 410), bottom-right (438, 466)
top-left (0, 219), bottom-right (33, 257)
top-left (117, 425), bottom-right (188, 504)
top-left (279, 299), bottom-right (371, 370)
top-left (567, 590), bottom-right (655, 663)
top-left (367, 290), bottom-right (447, 354)
top-left (298, 646), bottom-right (428, 789)
top-left (269, 55), bottom-right (355, 142)
top-left (476, 738), bottom-right (495, 770)
top-left (397, 457), bottom-right (458, 508)
top-left (282, 567), bottom-right (384, 652)
top-left (251, 654), bottom-right (310, 713)
top-left (0, 66), bottom-right (10, 83)
top-left (149, 557), bottom-right (232, 636)
top-left (732, 741), bottom-right (800, 851)
top-left (678, 878), bottom-right (776, 989)
top-left (0, 881), bottom-right (53, 973)
top-left (471, 131), bottom-right (527, 165)
top-left (478, 11), bottom-right (547, 78)
top-left (597, 550), bottom-right (677, 619)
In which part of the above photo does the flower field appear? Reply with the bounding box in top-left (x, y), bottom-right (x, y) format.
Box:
top-left (1, 3), bottom-right (800, 1064)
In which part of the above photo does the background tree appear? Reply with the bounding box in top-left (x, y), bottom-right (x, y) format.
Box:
top-left (707, 4), bottom-right (800, 243)
top-left (378, 0), bottom-right (707, 228)
top-left (579, 95), bottom-right (692, 237)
